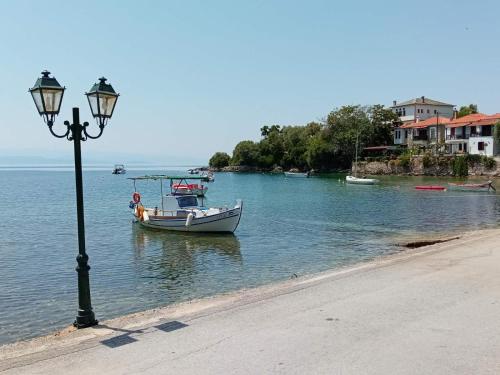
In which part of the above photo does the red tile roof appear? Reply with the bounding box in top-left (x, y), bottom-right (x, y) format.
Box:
top-left (446, 113), bottom-right (500, 128)
top-left (399, 116), bottom-right (451, 129)
top-left (446, 113), bottom-right (487, 128)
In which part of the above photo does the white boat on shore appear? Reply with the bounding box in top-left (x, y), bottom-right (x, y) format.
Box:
top-left (129, 175), bottom-right (243, 233)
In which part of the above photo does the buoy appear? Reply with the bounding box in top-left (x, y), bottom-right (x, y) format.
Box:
top-left (132, 192), bottom-right (141, 204)
top-left (185, 212), bottom-right (194, 227)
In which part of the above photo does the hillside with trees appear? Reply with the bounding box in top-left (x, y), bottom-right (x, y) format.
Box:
top-left (209, 105), bottom-right (398, 171)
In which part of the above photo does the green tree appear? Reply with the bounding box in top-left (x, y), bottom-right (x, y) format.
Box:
top-left (368, 104), bottom-right (399, 146)
top-left (325, 105), bottom-right (370, 168)
top-left (209, 152), bottom-right (231, 169)
top-left (495, 122), bottom-right (500, 144)
top-left (281, 126), bottom-right (309, 169)
top-left (305, 134), bottom-right (334, 170)
top-left (231, 140), bottom-right (260, 166)
top-left (258, 130), bottom-right (284, 168)
top-left (457, 104), bottom-right (478, 118)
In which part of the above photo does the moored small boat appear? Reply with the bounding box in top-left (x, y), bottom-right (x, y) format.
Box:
top-left (128, 175), bottom-right (242, 233)
top-left (415, 185), bottom-right (446, 191)
top-left (346, 175), bottom-right (379, 185)
top-left (284, 171), bottom-right (310, 178)
top-left (448, 181), bottom-right (496, 192)
top-left (112, 164), bottom-right (126, 174)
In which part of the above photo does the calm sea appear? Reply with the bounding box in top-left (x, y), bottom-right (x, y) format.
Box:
top-left (0, 168), bottom-right (498, 345)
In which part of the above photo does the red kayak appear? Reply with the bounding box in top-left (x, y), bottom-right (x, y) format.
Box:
top-left (415, 186), bottom-right (446, 191)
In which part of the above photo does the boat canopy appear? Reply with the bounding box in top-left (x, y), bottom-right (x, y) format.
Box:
top-left (128, 175), bottom-right (210, 182)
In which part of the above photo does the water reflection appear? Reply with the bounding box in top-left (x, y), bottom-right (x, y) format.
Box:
top-left (130, 224), bottom-right (242, 293)
top-left (132, 224), bottom-right (242, 260)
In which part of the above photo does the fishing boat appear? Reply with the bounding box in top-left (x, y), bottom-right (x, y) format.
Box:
top-left (415, 185), bottom-right (446, 191)
top-left (112, 164), bottom-right (126, 174)
top-left (346, 132), bottom-right (379, 185)
top-left (448, 181), bottom-right (496, 192)
top-left (284, 171), bottom-right (310, 178)
top-left (128, 175), bottom-right (243, 233)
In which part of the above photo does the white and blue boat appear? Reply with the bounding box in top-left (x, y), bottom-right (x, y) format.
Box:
top-left (129, 175), bottom-right (243, 233)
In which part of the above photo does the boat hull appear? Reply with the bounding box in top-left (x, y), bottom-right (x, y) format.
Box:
top-left (346, 176), bottom-right (379, 185)
top-left (137, 204), bottom-right (243, 233)
top-left (448, 183), bottom-right (492, 192)
top-left (284, 172), bottom-right (309, 178)
top-left (415, 186), bottom-right (446, 191)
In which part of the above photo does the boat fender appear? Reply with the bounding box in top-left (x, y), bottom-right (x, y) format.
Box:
top-left (137, 205), bottom-right (145, 221)
top-left (129, 201), bottom-right (135, 209)
top-left (185, 212), bottom-right (194, 227)
top-left (132, 192), bottom-right (141, 204)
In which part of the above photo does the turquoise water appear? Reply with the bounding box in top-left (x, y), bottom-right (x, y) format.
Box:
top-left (0, 169), bottom-right (499, 345)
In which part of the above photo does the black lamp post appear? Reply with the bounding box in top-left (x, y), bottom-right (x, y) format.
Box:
top-left (29, 71), bottom-right (119, 328)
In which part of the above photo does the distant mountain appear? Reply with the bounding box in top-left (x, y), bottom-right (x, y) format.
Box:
top-left (0, 151), bottom-right (205, 167)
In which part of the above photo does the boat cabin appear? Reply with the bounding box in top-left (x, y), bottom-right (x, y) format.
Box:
top-left (162, 195), bottom-right (199, 211)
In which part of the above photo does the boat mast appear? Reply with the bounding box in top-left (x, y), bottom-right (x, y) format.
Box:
top-left (354, 130), bottom-right (359, 177)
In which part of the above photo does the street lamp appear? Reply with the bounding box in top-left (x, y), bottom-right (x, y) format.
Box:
top-left (29, 71), bottom-right (119, 328)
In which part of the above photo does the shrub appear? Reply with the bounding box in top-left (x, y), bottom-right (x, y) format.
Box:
top-left (437, 156), bottom-right (451, 168)
top-left (465, 154), bottom-right (481, 166)
top-left (422, 153), bottom-right (433, 169)
top-left (481, 156), bottom-right (496, 170)
top-left (398, 154), bottom-right (411, 168)
top-left (452, 156), bottom-right (468, 177)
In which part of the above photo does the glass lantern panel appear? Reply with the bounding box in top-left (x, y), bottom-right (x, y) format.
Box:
top-left (30, 89), bottom-right (44, 113)
top-left (42, 89), bottom-right (63, 113)
top-left (99, 94), bottom-right (117, 117)
top-left (87, 94), bottom-right (99, 116)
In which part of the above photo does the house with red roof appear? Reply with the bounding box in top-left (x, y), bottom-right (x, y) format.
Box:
top-left (445, 113), bottom-right (500, 156)
top-left (392, 96), bottom-right (455, 146)
top-left (399, 116), bottom-right (451, 150)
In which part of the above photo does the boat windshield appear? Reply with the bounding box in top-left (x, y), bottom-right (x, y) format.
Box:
top-left (176, 196), bottom-right (198, 208)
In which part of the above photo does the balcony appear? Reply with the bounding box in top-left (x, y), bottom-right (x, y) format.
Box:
top-left (412, 134), bottom-right (428, 141)
top-left (446, 135), bottom-right (467, 140)
top-left (469, 132), bottom-right (492, 138)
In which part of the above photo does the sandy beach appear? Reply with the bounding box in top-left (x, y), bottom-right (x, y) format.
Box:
top-left (1, 228), bottom-right (500, 374)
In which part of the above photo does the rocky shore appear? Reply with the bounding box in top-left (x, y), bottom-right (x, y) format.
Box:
top-left (354, 155), bottom-right (500, 177)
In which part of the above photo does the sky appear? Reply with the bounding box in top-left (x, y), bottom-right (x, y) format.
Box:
top-left (1, 0), bottom-right (499, 165)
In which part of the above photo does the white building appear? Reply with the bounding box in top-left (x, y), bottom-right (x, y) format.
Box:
top-left (392, 96), bottom-right (455, 146)
top-left (445, 114), bottom-right (500, 156)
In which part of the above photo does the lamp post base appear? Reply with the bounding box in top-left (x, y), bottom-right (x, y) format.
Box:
top-left (74, 310), bottom-right (98, 329)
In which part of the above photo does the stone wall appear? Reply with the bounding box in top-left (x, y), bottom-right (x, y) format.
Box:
top-left (354, 156), bottom-right (500, 177)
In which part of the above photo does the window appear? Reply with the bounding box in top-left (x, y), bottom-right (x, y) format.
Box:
top-left (403, 108), bottom-right (406, 116)
top-left (482, 126), bottom-right (492, 136)
top-left (427, 109), bottom-right (430, 114)
top-left (478, 142), bottom-right (485, 151)
top-left (459, 143), bottom-right (462, 151)
top-left (177, 196), bottom-right (198, 207)
top-left (434, 109), bottom-right (437, 114)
